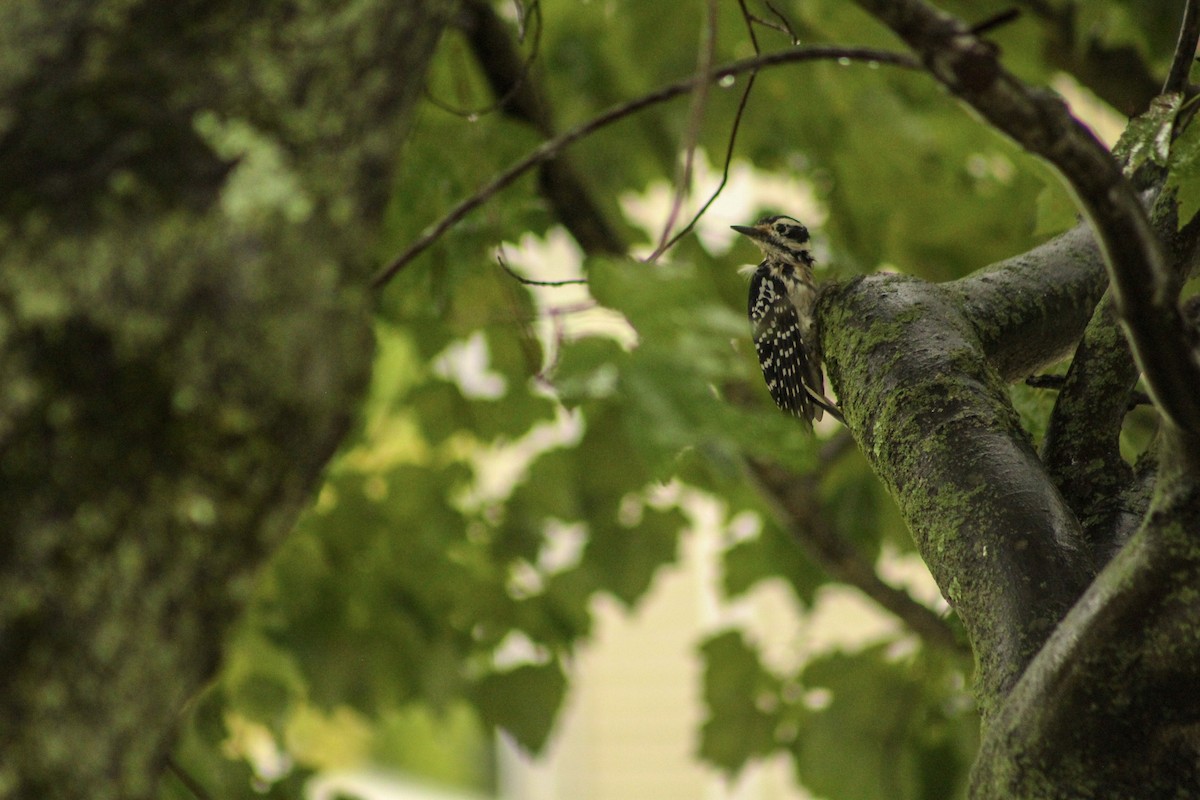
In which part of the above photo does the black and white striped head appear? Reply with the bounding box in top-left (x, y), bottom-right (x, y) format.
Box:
top-left (731, 214), bottom-right (813, 266)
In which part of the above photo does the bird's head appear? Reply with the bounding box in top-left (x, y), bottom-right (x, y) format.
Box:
top-left (731, 214), bottom-right (813, 266)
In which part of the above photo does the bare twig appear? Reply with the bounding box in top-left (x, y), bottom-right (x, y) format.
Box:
top-left (653, 0), bottom-right (762, 257)
top-left (762, 1), bottom-right (801, 44)
top-left (968, 8), bottom-right (1021, 37)
top-left (1027, 372), bottom-right (1150, 410)
top-left (645, 0), bottom-right (720, 263)
top-left (370, 45), bottom-right (920, 289)
top-left (511, 0), bottom-right (531, 42)
top-left (495, 247), bottom-right (588, 287)
top-left (741, 0), bottom-right (768, 54)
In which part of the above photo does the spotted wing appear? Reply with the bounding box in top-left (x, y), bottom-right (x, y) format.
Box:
top-left (747, 267), bottom-right (823, 424)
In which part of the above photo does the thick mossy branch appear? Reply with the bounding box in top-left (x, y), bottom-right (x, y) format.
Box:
top-left (1040, 298), bottom-right (1138, 564)
top-left (970, 430), bottom-right (1200, 800)
top-left (854, 0), bottom-right (1200, 436)
top-left (1041, 189), bottom-right (1200, 569)
top-left (948, 223), bottom-right (1106, 382)
top-left (820, 274), bottom-right (1091, 717)
top-left (0, 1), bottom-right (456, 798)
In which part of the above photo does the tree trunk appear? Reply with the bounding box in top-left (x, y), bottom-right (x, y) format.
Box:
top-left (821, 221), bottom-right (1200, 797)
top-left (0, 2), bottom-right (456, 797)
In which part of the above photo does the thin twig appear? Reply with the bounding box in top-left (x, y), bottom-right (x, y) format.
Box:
top-left (370, 45), bottom-right (920, 289)
top-left (762, 1), bottom-right (801, 44)
top-left (968, 8), bottom-right (1021, 37)
top-left (495, 247), bottom-right (588, 286)
top-left (166, 757), bottom-right (214, 800)
top-left (1026, 373), bottom-right (1153, 410)
top-left (654, 0), bottom-right (762, 257)
top-left (646, 0), bottom-right (720, 263)
top-left (511, 0), bottom-right (530, 43)
top-left (741, 0), bottom-right (766, 53)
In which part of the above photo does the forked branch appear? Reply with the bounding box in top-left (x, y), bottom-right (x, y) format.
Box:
top-left (850, 0), bottom-right (1200, 434)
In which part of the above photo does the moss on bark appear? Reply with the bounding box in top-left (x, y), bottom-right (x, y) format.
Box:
top-left (0, 2), bottom-right (457, 797)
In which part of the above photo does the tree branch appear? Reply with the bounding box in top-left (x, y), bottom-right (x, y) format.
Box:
top-left (972, 429), bottom-right (1200, 798)
top-left (851, 0), bottom-right (1200, 437)
top-left (747, 453), bottom-right (966, 657)
top-left (369, 45), bottom-right (920, 289)
top-left (1164, 0), bottom-right (1200, 96)
top-left (1039, 297), bottom-right (1138, 563)
top-left (948, 223), bottom-right (1106, 381)
top-left (820, 271), bottom-right (1094, 716)
top-left (457, 0), bottom-right (627, 256)
top-left (1037, 181), bottom-right (1196, 563)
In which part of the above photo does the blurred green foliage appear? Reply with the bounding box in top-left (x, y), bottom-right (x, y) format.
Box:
top-left (172, 1), bottom-right (1198, 798)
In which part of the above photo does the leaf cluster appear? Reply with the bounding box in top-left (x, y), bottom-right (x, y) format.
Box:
top-left (185, 0), bottom-right (1200, 796)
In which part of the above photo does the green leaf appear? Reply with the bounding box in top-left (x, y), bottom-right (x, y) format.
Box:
top-left (723, 525), bottom-right (828, 608)
top-left (473, 661), bottom-right (568, 753)
top-left (1032, 179), bottom-right (1079, 238)
top-left (1167, 109), bottom-right (1200, 223)
top-left (698, 631), bottom-right (794, 773)
top-left (796, 648), bottom-right (976, 800)
top-left (586, 501), bottom-right (685, 605)
top-left (552, 336), bottom-right (625, 406)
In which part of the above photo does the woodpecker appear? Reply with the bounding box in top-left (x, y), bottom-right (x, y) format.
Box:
top-left (732, 214), bottom-right (841, 426)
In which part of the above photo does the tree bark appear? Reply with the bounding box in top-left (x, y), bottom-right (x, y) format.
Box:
top-left (821, 219), bottom-right (1200, 798)
top-left (0, 2), bottom-right (456, 798)
top-left (819, 224), bottom-right (1104, 716)
top-left (831, 3), bottom-right (1200, 795)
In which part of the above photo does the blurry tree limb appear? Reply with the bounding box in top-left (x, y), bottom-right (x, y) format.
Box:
top-left (747, 453), bottom-right (967, 657)
top-left (456, 0), bottom-right (627, 255)
top-left (1013, 0), bottom-right (1162, 116)
top-left (0, 1), bottom-right (453, 797)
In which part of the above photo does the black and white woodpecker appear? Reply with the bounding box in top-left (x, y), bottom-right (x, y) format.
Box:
top-left (732, 214), bottom-right (842, 426)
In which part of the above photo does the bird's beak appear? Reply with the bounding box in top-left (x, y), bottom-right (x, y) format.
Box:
top-left (731, 224), bottom-right (768, 242)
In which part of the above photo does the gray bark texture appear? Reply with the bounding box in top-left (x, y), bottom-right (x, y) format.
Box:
top-left (827, 1), bottom-right (1200, 795)
top-left (822, 220), bottom-right (1200, 799)
top-left (0, 2), bottom-right (456, 798)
